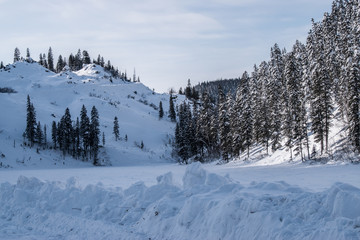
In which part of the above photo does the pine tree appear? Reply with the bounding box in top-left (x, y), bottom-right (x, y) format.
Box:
top-left (60, 108), bottom-right (73, 154)
top-left (307, 21), bottom-right (333, 155)
top-left (48, 47), bottom-right (54, 72)
top-left (52, 121), bottom-right (57, 149)
top-left (56, 55), bottom-right (65, 73)
top-left (269, 43), bottom-right (285, 151)
top-left (185, 79), bottom-right (192, 98)
top-left (43, 53), bottom-right (48, 69)
top-left (90, 106), bottom-right (100, 165)
top-left (14, 47), bottom-right (20, 63)
top-left (102, 132), bottom-right (105, 146)
top-left (218, 86), bottom-right (231, 161)
top-left (159, 101), bottom-right (164, 119)
top-left (36, 121), bottom-right (43, 145)
top-left (39, 54), bottom-right (44, 66)
top-left (26, 48), bottom-right (31, 62)
top-left (43, 124), bottom-right (47, 147)
top-left (346, 45), bottom-right (360, 152)
top-left (68, 54), bottom-right (75, 71)
top-left (75, 49), bottom-right (83, 70)
top-left (74, 117), bottom-right (80, 157)
top-left (82, 50), bottom-right (91, 64)
top-left (0, 61), bottom-right (4, 69)
top-left (238, 72), bottom-right (253, 158)
top-left (113, 116), bottom-right (120, 141)
top-left (26, 95), bottom-right (37, 146)
top-left (169, 94), bottom-right (176, 122)
top-left (80, 105), bottom-right (90, 157)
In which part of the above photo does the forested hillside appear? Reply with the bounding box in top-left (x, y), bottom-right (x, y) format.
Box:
top-left (175, 0), bottom-right (360, 163)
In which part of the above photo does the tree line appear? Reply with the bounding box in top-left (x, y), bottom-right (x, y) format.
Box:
top-left (175, 0), bottom-right (360, 163)
top-left (11, 47), bottom-right (140, 82)
top-left (25, 95), bottom-right (102, 165)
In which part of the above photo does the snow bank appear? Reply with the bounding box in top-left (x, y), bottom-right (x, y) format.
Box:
top-left (1, 163), bottom-right (360, 240)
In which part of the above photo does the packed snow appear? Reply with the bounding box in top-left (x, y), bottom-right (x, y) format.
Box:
top-left (1, 163), bottom-right (360, 240)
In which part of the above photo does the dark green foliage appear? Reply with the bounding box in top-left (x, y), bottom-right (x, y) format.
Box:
top-left (48, 47), bottom-right (54, 72)
top-left (56, 55), bottom-right (65, 73)
top-left (36, 121), bottom-right (43, 145)
top-left (52, 121), bottom-right (57, 149)
top-left (25, 95), bottom-right (37, 146)
top-left (169, 94), bottom-right (176, 122)
top-left (159, 101), bottom-right (164, 119)
top-left (90, 106), bottom-right (100, 165)
top-left (113, 116), bottom-right (120, 141)
top-left (14, 47), bottom-right (20, 63)
top-left (82, 50), bottom-right (91, 64)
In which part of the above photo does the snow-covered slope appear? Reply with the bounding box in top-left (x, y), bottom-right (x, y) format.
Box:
top-left (0, 61), bottom-right (181, 168)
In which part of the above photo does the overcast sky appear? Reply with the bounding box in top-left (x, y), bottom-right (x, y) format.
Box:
top-left (0, 0), bottom-right (332, 93)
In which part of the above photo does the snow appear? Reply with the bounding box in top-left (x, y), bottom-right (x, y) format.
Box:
top-left (1, 61), bottom-right (360, 239)
top-left (0, 61), bottom-right (182, 168)
top-left (1, 163), bottom-right (360, 240)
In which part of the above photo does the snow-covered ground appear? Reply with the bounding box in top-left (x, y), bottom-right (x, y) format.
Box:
top-left (0, 61), bottom-right (182, 168)
top-left (1, 162), bottom-right (360, 240)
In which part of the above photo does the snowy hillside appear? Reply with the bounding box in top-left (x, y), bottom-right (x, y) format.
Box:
top-left (0, 61), bottom-right (181, 168)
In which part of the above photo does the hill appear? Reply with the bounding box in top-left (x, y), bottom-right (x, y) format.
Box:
top-left (0, 61), bottom-right (182, 168)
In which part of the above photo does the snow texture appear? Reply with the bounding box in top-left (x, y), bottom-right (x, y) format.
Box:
top-left (1, 163), bottom-right (360, 240)
top-left (0, 61), bottom-right (183, 168)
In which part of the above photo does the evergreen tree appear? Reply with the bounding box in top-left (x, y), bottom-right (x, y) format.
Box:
top-left (75, 49), bottom-right (83, 70)
top-left (56, 55), bottom-right (65, 73)
top-left (80, 105), bottom-right (90, 157)
top-left (26, 48), bottom-right (31, 62)
top-left (307, 21), bottom-right (333, 155)
top-left (185, 79), bottom-right (192, 98)
top-left (159, 101), bottom-right (164, 119)
top-left (102, 132), bottom-right (105, 146)
top-left (269, 43), bottom-right (285, 151)
top-left (82, 50), bottom-right (91, 64)
top-left (90, 106), bottom-right (100, 165)
top-left (25, 95), bottom-right (37, 146)
top-left (48, 47), bottom-right (54, 72)
top-left (113, 116), bottom-right (120, 141)
top-left (43, 53), bottom-right (48, 69)
top-left (68, 54), bottom-right (75, 71)
top-left (52, 121), bottom-right (57, 149)
top-left (169, 94), bottom-right (176, 122)
top-left (60, 108), bottom-right (73, 154)
top-left (39, 54), bottom-right (44, 66)
top-left (346, 45), bottom-right (360, 152)
top-left (74, 117), bottom-right (81, 157)
top-left (237, 72), bottom-right (253, 158)
top-left (0, 61), bottom-right (4, 69)
top-left (14, 47), bottom-right (20, 63)
top-left (43, 124), bottom-right (47, 146)
top-left (36, 121), bottom-right (43, 145)
top-left (218, 86), bottom-right (231, 161)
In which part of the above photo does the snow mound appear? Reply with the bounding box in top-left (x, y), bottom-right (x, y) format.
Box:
top-left (1, 164), bottom-right (360, 240)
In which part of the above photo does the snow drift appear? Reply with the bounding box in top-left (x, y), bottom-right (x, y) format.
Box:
top-left (1, 163), bottom-right (359, 240)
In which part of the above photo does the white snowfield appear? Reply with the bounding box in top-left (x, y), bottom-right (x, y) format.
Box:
top-left (1, 163), bottom-right (360, 240)
top-left (1, 61), bottom-right (360, 239)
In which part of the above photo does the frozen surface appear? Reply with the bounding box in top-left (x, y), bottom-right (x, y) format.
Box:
top-left (1, 163), bottom-right (360, 240)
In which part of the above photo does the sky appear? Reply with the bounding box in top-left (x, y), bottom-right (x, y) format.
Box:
top-left (0, 0), bottom-right (332, 93)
